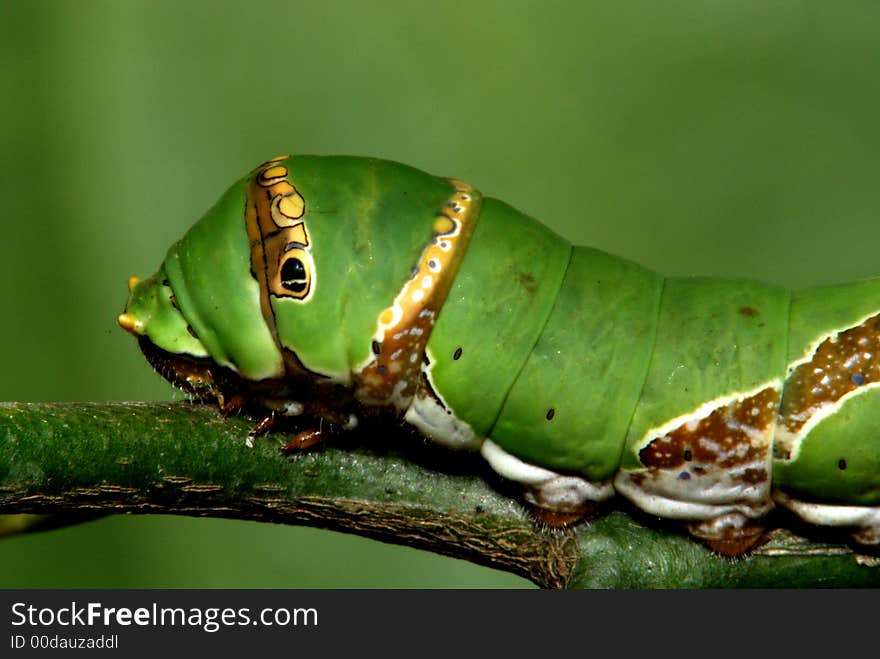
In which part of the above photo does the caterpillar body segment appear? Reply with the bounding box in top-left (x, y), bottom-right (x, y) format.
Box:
top-left (119, 155), bottom-right (880, 553)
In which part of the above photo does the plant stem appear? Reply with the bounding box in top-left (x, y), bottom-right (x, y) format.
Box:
top-left (0, 402), bottom-right (877, 588)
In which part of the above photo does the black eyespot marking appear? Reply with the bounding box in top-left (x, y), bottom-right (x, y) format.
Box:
top-left (280, 257), bottom-right (307, 293)
top-left (281, 258), bottom-right (305, 279)
top-left (838, 458), bottom-right (847, 470)
top-left (372, 340), bottom-right (382, 355)
top-left (453, 347), bottom-right (463, 360)
top-left (546, 408), bottom-right (555, 421)
top-left (683, 449), bottom-right (693, 461)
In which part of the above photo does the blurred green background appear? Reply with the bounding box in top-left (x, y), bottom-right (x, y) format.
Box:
top-left (2, 1), bottom-right (880, 587)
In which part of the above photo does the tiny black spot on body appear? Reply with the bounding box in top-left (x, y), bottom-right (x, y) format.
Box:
top-left (372, 340), bottom-right (382, 355)
top-left (546, 408), bottom-right (555, 421)
top-left (453, 347), bottom-right (463, 360)
top-left (838, 458), bottom-right (847, 470)
top-left (683, 449), bottom-right (693, 461)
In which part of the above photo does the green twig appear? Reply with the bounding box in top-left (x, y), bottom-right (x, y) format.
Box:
top-left (0, 402), bottom-right (878, 588)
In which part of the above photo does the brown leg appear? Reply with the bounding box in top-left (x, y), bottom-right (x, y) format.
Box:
top-left (245, 412), bottom-right (279, 447)
top-left (220, 393), bottom-right (247, 418)
top-left (524, 488), bottom-right (597, 528)
top-left (280, 427), bottom-right (328, 455)
top-left (687, 514), bottom-right (767, 556)
top-left (527, 506), bottom-right (590, 528)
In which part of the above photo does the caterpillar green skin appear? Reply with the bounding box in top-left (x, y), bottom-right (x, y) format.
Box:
top-left (119, 155), bottom-right (880, 554)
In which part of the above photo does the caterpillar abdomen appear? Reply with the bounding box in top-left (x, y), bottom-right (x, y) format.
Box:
top-left (119, 155), bottom-right (880, 554)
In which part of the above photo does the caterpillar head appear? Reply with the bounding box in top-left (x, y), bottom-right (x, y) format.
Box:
top-left (118, 155), bottom-right (480, 414)
top-left (117, 166), bottom-right (288, 404)
top-left (118, 272), bottom-right (232, 402)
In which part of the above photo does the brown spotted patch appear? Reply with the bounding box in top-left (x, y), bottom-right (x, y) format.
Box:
top-left (638, 387), bottom-right (779, 480)
top-left (518, 272), bottom-right (537, 294)
top-left (354, 180), bottom-right (481, 408)
top-left (776, 314), bottom-right (880, 456)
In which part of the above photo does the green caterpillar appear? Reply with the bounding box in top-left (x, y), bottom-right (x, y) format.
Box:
top-left (119, 155), bottom-right (880, 554)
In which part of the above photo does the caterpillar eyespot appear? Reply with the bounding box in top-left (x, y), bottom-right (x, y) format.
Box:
top-left (119, 154), bottom-right (880, 555)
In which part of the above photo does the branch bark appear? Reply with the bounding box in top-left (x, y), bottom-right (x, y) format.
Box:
top-left (1, 402), bottom-right (877, 588)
